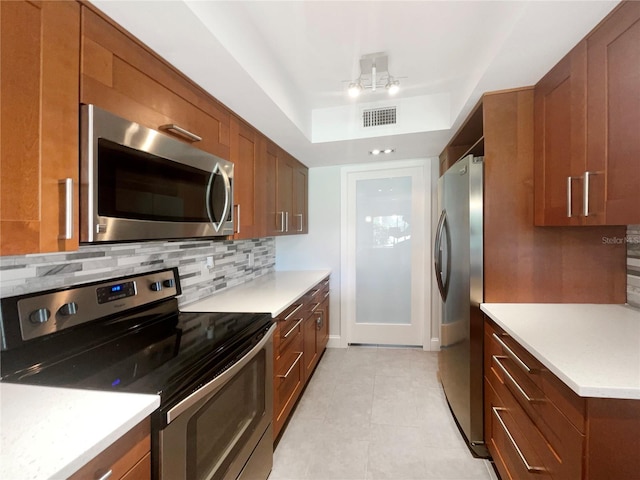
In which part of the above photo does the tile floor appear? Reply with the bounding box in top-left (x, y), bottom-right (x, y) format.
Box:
top-left (270, 346), bottom-right (497, 480)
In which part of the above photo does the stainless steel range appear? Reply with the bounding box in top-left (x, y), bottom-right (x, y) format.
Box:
top-left (0, 267), bottom-right (275, 480)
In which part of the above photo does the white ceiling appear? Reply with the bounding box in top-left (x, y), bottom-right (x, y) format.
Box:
top-left (89, 0), bottom-right (619, 168)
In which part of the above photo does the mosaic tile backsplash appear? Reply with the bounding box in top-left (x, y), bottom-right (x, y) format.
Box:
top-left (0, 238), bottom-right (275, 306)
top-left (628, 225), bottom-right (640, 308)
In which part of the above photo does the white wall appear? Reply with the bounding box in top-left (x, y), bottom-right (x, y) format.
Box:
top-left (276, 159), bottom-right (440, 349)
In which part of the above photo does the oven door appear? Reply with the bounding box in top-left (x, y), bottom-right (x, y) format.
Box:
top-left (159, 324), bottom-right (275, 480)
top-left (81, 104), bottom-right (234, 242)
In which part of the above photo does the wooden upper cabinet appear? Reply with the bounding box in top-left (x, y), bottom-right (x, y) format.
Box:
top-left (585, 0), bottom-right (640, 225)
top-left (80, 6), bottom-right (230, 160)
top-left (230, 116), bottom-right (266, 239)
top-left (292, 161), bottom-right (309, 234)
top-left (534, 1), bottom-right (640, 226)
top-left (534, 43), bottom-right (587, 226)
top-left (265, 141), bottom-right (280, 237)
top-left (276, 152), bottom-right (294, 235)
top-left (0, 0), bottom-right (80, 256)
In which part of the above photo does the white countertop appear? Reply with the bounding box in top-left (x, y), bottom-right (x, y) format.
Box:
top-left (182, 270), bottom-right (331, 317)
top-left (480, 303), bottom-right (640, 400)
top-left (0, 383), bottom-right (159, 480)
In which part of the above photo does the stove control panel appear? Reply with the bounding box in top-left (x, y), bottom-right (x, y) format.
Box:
top-left (10, 267), bottom-right (181, 344)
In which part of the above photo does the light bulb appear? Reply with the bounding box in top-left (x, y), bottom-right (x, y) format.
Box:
top-left (348, 82), bottom-right (362, 98)
top-left (370, 149), bottom-right (381, 155)
top-left (386, 80), bottom-right (400, 95)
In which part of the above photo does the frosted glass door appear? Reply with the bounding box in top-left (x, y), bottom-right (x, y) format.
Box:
top-left (356, 176), bottom-right (411, 325)
top-left (345, 164), bottom-right (427, 347)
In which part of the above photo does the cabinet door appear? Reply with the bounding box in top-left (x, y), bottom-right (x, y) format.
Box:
top-left (533, 43), bottom-right (587, 226)
top-left (265, 141), bottom-right (280, 236)
top-left (276, 152), bottom-right (294, 234)
top-left (303, 312), bottom-right (318, 381)
top-left (292, 161), bottom-right (309, 234)
top-left (0, 0), bottom-right (80, 255)
top-left (317, 296), bottom-right (330, 353)
top-left (230, 116), bottom-right (266, 239)
top-left (586, 1), bottom-right (640, 225)
top-left (80, 7), bottom-right (230, 159)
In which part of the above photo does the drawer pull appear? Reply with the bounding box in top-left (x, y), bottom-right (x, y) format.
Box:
top-left (159, 124), bottom-right (202, 142)
top-left (277, 352), bottom-right (303, 379)
top-left (492, 333), bottom-right (539, 374)
top-left (96, 470), bottom-right (113, 480)
top-left (493, 356), bottom-right (544, 404)
top-left (282, 319), bottom-right (303, 339)
top-left (283, 304), bottom-right (304, 321)
top-left (310, 302), bottom-right (321, 312)
top-left (323, 291), bottom-right (330, 299)
top-left (492, 407), bottom-right (547, 474)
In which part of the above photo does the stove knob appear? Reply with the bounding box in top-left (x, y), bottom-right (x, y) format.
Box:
top-left (58, 302), bottom-right (78, 317)
top-left (29, 308), bottom-right (51, 324)
top-left (150, 281), bottom-right (162, 292)
top-left (163, 279), bottom-right (175, 288)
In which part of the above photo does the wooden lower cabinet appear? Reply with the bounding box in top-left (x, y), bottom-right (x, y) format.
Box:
top-left (485, 318), bottom-right (640, 479)
top-left (273, 277), bottom-right (330, 440)
top-left (68, 418), bottom-right (151, 480)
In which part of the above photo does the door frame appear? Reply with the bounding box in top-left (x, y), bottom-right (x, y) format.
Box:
top-left (340, 159), bottom-right (434, 349)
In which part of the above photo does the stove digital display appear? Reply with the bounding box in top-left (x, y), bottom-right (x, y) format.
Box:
top-left (97, 281), bottom-right (136, 304)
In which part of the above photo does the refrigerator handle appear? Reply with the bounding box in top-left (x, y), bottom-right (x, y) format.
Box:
top-left (434, 210), bottom-right (450, 302)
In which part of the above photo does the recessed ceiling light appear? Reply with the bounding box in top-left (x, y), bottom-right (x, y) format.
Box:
top-left (369, 148), bottom-right (395, 155)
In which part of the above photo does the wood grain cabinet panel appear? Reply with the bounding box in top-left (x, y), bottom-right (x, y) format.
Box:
top-left (230, 116), bottom-right (267, 239)
top-left (0, 0), bottom-right (80, 255)
top-left (534, 1), bottom-right (640, 226)
top-left (68, 418), bottom-right (151, 480)
top-left (80, 6), bottom-right (230, 160)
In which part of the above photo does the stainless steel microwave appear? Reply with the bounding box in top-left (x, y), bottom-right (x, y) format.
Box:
top-left (80, 104), bottom-right (234, 243)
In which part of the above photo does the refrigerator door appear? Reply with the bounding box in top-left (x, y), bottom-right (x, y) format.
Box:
top-left (438, 155), bottom-right (486, 457)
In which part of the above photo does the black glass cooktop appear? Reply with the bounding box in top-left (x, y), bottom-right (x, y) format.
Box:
top-left (1, 301), bottom-right (272, 411)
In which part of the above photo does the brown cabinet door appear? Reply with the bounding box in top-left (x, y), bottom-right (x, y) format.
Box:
top-left (276, 152), bottom-right (294, 234)
top-left (303, 313), bottom-right (318, 382)
top-left (80, 7), bottom-right (230, 160)
top-left (230, 116), bottom-right (266, 239)
top-left (586, 1), bottom-right (640, 225)
top-left (0, 0), bottom-right (80, 255)
top-left (317, 297), bottom-right (330, 353)
top-left (534, 43), bottom-right (587, 226)
top-left (265, 141), bottom-right (280, 236)
top-left (292, 161), bottom-right (309, 234)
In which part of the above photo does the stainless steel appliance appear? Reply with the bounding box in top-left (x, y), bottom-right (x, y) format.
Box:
top-left (0, 268), bottom-right (274, 480)
top-left (434, 154), bottom-right (487, 457)
top-left (81, 104), bottom-right (234, 243)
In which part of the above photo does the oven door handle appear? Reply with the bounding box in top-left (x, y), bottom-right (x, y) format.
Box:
top-left (166, 323), bottom-right (276, 424)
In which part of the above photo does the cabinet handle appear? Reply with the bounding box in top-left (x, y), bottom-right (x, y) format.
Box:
top-left (234, 204), bottom-right (240, 234)
top-left (583, 171), bottom-right (600, 217)
top-left (282, 318), bottom-right (303, 339)
top-left (492, 333), bottom-right (539, 374)
top-left (285, 211), bottom-right (289, 232)
top-left (323, 291), bottom-right (330, 299)
top-left (493, 356), bottom-right (544, 404)
top-left (566, 176), bottom-right (583, 218)
top-left (492, 407), bottom-right (546, 474)
top-left (159, 124), bottom-right (202, 142)
top-left (59, 178), bottom-right (73, 240)
top-left (95, 469), bottom-right (113, 480)
top-left (316, 315), bottom-right (322, 330)
top-left (295, 213), bottom-right (303, 232)
top-left (277, 352), bottom-right (303, 379)
top-left (283, 303), bottom-right (304, 321)
top-left (277, 212), bottom-right (285, 233)
top-left (310, 302), bottom-right (321, 312)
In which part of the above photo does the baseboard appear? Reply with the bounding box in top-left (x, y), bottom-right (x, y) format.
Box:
top-left (430, 338), bottom-right (440, 351)
top-left (326, 335), bottom-right (344, 348)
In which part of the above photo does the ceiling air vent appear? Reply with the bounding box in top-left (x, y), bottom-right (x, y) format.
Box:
top-left (362, 106), bottom-right (397, 128)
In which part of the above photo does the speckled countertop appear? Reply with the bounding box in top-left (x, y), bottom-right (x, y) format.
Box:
top-left (481, 303), bottom-right (640, 400)
top-left (0, 384), bottom-right (159, 480)
top-left (182, 270), bottom-right (331, 317)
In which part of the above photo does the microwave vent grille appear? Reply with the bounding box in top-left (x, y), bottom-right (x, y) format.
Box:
top-left (362, 106), bottom-right (397, 128)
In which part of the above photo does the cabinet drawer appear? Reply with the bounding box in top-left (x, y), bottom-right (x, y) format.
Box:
top-left (273, 330), bottom-right (303, 438)
top-left (486, 319), bottom-right (585, 432)
top-left (486, 379), bottom-right (553, 480)
top-left (276, 302), bottom-right (305, 354)
top-left (68, 418), bottom-right (150, 480)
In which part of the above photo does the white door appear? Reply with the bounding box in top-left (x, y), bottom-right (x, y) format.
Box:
top-left (342, 162), bottom-right (428, 346)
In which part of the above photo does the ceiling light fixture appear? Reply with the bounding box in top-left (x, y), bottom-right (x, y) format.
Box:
top-left (369, 148), bottom-right (395, 155)
top-left (347, 53), bottom-right (402, 98)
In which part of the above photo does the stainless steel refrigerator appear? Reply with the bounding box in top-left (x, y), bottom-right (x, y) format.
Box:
top-left (434, 154), bottom-right (487, 457)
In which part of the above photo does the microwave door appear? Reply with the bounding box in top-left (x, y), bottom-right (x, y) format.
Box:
top-left (206, 163), bottom-right (231, 233)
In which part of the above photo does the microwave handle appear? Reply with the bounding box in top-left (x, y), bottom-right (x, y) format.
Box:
top-left (206, 164), bottom-right (232, 233)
